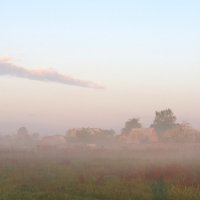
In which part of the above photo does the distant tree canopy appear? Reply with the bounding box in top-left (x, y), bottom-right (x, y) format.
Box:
top-left (162, 122), bottom-right (200, 143)
top-left (16, 127), bottom-right (29, 139)
top-left (66, 128), bottom-right (115, 144)
top-left (151, 108), bottom-right (177, 134)
top-left (122, 118), bottom-right (142, 133)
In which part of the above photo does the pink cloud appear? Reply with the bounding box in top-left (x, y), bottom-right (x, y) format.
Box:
top-left (0, 58), bottom-right (105, 89)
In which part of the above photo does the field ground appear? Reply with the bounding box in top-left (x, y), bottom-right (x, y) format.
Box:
top-left (0, 144), bottom-right (200, 200)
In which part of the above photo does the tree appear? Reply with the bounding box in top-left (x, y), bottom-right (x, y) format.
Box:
top-left (66, 128), bottom-right (115, 145)
top-left (151, 108), bottom-right (177, 133)
top-left (122, 118), bottom-right (142, 134)
top-left (16, 127), bottom-right (29, 139)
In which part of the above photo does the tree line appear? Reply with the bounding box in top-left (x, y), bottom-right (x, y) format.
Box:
top-left (122, 108), bottom-right (177, 134)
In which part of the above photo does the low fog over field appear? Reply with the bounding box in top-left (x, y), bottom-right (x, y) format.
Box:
top-left (1, 0), bottom-right (200, 199)
top-left (0, 109), bottom-right (200, 199)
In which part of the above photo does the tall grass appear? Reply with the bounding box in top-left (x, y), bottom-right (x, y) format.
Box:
top-left (0, 144), bottom-right (199, 199)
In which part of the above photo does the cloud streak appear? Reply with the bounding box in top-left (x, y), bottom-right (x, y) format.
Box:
top-left (0, 59), bottom-right (104, 89)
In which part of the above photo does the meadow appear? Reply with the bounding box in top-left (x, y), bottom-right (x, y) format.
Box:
top-left (0, 144), bottom-right (200, 200)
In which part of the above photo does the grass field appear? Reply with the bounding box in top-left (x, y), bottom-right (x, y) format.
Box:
top-left (0, 144), bottom-right (200, 200)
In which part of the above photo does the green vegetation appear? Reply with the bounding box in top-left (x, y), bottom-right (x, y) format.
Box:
top-left (151, 109), bottom-right (177, 134)
top-left (122, 118), bottom-right (142, 133)
top-left (0, 146), bottom-right (199, 200)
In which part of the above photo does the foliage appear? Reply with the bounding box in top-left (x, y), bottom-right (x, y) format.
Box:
top-left (0, 147), bottom-right (199, 199)
top-left (67, 128), bottom-right (115, 145)
top-left (162, 123), bottom-right (200, 143)
top-left (151, 109), bottom-right (177, 134)
top-left (16, 127), bottom-right (29, 139)
top-left (122, 118), bottom-right (142, 133)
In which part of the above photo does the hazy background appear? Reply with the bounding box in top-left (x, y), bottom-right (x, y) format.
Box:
top-left (0, 0), bottom-right (200, 134)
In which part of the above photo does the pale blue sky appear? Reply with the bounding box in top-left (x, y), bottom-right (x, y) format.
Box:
top-left (0, 1), bottom-right (200, 134)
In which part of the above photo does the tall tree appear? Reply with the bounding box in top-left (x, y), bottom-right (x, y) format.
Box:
top-left (16, 127), bottom-right (29, 138)
top-left (151, 108), bottom-right (177, 133)
top-left (122, 118), bottom-right (142, 134)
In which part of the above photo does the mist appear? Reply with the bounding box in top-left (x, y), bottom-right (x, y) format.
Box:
top-left (0, 109), bottom-right (200, 199)
top-left (1, 0), bottom-right (200, 198)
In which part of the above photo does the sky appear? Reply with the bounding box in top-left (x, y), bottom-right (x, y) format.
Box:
top-left (0, 0), bottom-right (200, 134)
